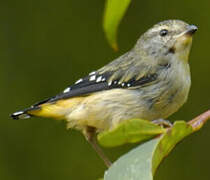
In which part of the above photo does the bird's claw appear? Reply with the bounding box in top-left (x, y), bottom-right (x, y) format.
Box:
top-left (152, 119), bottom-right (173, 128)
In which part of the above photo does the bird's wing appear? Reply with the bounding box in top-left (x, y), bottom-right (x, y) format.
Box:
top-left (32, 52), bottom-right (159, 107)
top-left (11, 52), bottom-right (160, 120)
top-left (34, 71), bottom-right (157, 107)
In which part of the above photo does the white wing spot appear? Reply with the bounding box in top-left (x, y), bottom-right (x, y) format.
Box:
top-left (114, 81), bottom-right (117, 84)
top-left (89, 71), bottom-right (96, 75)
top-left (63, 87), bottom-right (71, 93)
top-left (127, 83), bottom-right (131, 87)
top-left (122, 83), bottom-right (125, 87)
top-left (96, 76), bottom-right (102, 82)
top-left (108, 81), bottom-right (112, 86)
top-left (75, 78), bottom-right (83, 84)
top-left (13, 111), bottom-right (24, 116)
top-left (89, 75), bottom-right (96, 81)
top-left (102, 78), bottom-right (106, 81)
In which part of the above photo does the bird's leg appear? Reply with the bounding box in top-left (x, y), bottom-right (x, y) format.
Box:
top-left (83, 126), bottom-right (112, 168)
top-left (152, 118), bottom-right (173, 128)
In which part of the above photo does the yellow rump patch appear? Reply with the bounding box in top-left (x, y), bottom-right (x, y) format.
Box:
top-left (28, 97), bottom-right (85, 119)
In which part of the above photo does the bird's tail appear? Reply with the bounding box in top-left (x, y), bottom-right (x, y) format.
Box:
top-left (11, 103), bottom-right (68, 120)
top-left (11, 106), bottom-right (40, 120)
top-left (11, 97), bottom-right (84, 120)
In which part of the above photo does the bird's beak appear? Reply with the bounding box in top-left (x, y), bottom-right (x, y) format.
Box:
top-left (175, 24), bottom-right (198, 39)
top-left (184, 25), bottom-right (198, 36)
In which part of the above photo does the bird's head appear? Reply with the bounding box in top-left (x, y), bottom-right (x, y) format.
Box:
top-left (135, 20), bottom-right (197, 62)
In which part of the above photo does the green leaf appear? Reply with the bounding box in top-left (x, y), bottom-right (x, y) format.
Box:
top-left (152, 121), bottom-right (193, 174)
top-left (98, 119), bottom-right (165, 147)
top-left (101, 110), bottom-right (210, 180)
top-left (103, 0), bottom-right (131, 51)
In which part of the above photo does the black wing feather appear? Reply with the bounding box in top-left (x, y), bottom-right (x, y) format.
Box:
top-left (33, 71), bottom-right (158, 106)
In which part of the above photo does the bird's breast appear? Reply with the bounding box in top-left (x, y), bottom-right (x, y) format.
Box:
top-left (146, 61), bottom-right (191, 119)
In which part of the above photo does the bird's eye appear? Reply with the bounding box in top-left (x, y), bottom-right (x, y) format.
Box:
top-left (160, 29), bottom-right (168, 36)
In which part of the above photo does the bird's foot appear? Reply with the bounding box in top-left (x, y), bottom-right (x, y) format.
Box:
top-left (152, 119), bottom-right (173, 128)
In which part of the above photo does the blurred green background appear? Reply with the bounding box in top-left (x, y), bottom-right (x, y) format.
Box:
top-left (0, 0), bottom-right (209, 179)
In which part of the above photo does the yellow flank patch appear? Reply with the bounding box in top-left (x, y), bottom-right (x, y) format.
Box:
top-left (28, 97), bottom-right (85, 119)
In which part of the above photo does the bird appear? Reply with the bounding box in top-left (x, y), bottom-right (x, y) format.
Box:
top-left (11, 19), bottom-right (197, 167)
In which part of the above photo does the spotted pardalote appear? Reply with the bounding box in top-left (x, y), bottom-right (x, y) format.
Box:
top-left (11, 20), bottom-right (197, 166)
